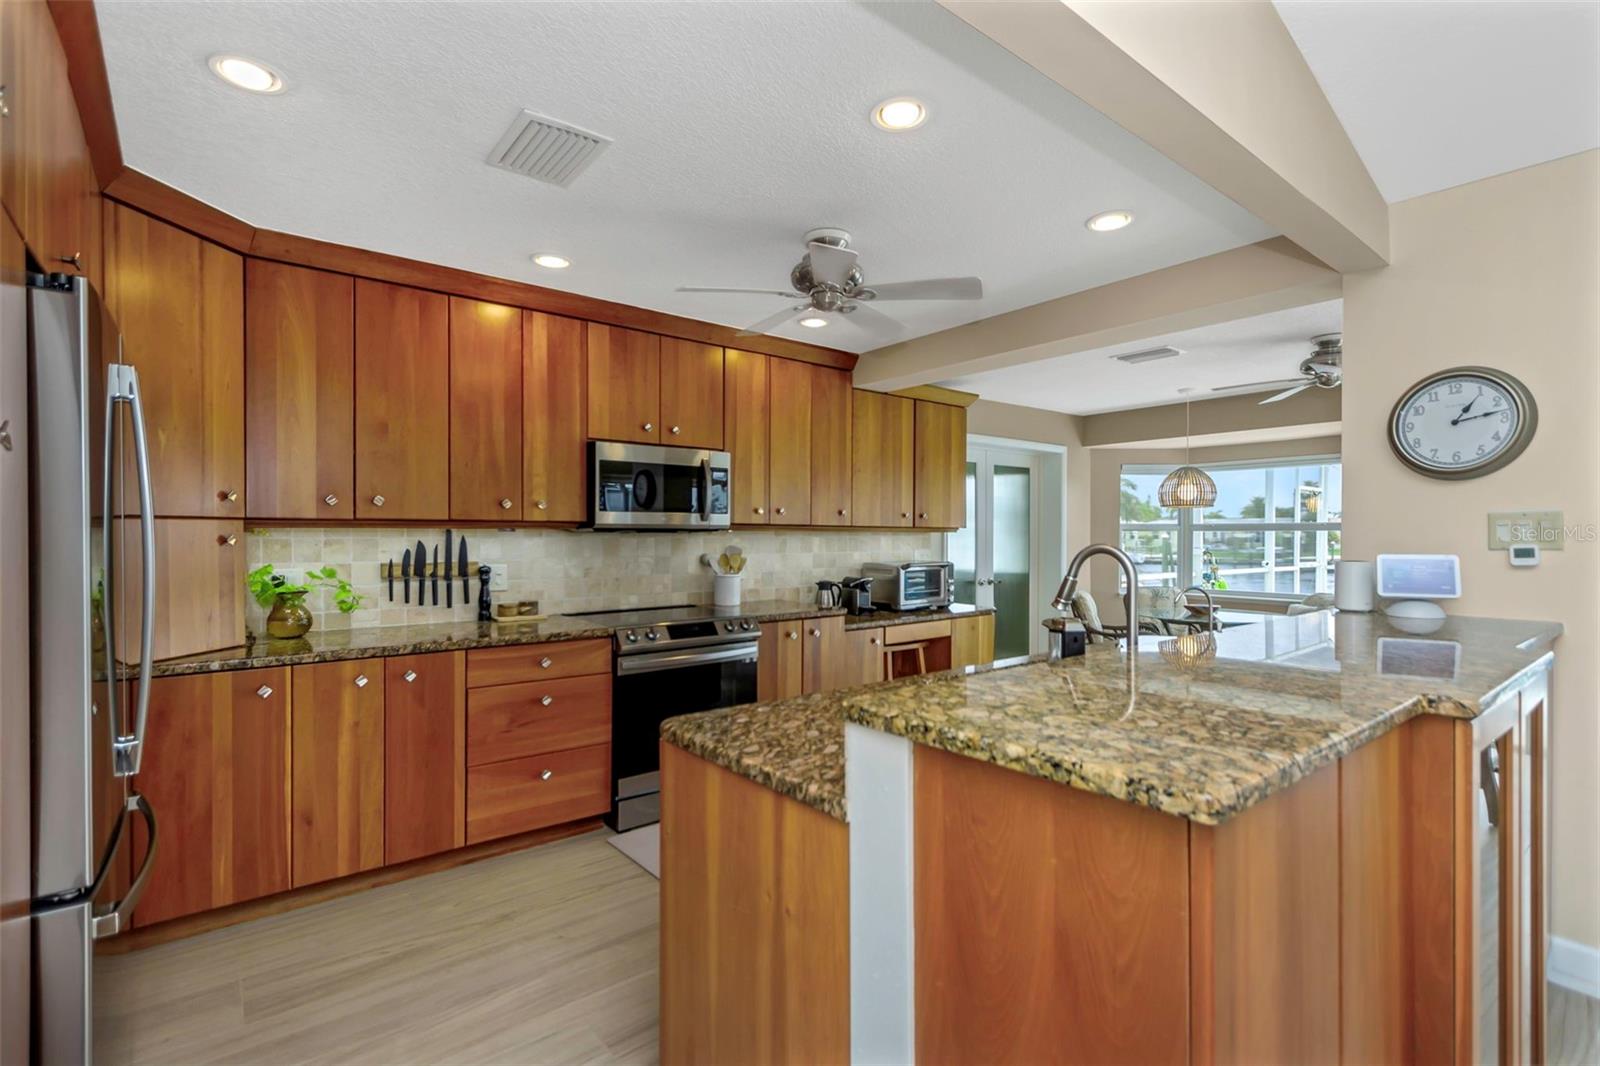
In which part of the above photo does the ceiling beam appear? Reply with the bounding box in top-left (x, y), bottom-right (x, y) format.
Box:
top-left (938, 0), bottom-right (1389, 273)
top-left (855, 237), bottom-right (1340, 391)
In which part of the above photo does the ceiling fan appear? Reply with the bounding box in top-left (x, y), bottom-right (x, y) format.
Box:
top-left (677, 228), bottom-right (983, 337)
top-left (1211, 333), bottom-right (1342, 405)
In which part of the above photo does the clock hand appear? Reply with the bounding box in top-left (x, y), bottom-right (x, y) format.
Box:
top-left (1451, 410), bottom-right (1501, 425)
top-left (1450, 388), bottom-right (1484, 425)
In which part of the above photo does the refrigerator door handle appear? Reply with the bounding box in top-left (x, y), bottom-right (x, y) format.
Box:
top-left (90, 792), bottom-right (157, 940)
top-left (106, 363), bottom-right (156, 777)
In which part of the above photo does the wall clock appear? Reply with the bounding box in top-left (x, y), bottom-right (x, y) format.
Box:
top-left (1388, 366), bottom-right (1537, 480)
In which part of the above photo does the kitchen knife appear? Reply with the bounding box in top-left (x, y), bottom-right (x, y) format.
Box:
top-left (459, 536), bottom-right (469, 601)
top-left (388, 557), bottom-right (394, 602)
top-left (401, 548), bottom-right (411, 604)
top-left (432, 545), bottom-right (440, 605)
top-left (445, 529), bottom-right (453, 608)
top-left (416, 539), bottom-right (427, 607)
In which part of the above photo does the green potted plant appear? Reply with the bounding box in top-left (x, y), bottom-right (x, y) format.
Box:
top-left (248, 564), bottom-right (364, 639)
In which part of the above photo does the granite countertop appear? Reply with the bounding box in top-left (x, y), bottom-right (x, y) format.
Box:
top-left (662, 611), bottom-right (1561, 825)
top-left (842, 602), bottom-right (991, 631)
top-left (148, 600), bottom-right (992, 678)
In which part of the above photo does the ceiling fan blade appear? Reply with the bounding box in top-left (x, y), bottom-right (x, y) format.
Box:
top-left (1258, 382), bottom-right (1314, 405)
top-left (1208, 378), bottom-right (1304, 395)
top-left (839, 302), bottom-right (904, 334)
top-left (677, 286), bottom-right (804, 298)
top-left (736, 304), bottom-right (809, 338)
top-left (806, 241), bottom-right (858, 288)
top-left (861, 276), bottom-right (983, 301)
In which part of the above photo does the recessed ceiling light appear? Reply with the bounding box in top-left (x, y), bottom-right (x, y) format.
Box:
top-left (531, 254), bottom-right (571, 270)
top-left (798, 316), bottom-right (828, 329)
top-left (208, 55), bottom-right (284, 94)
top-left (1086, 210), bottom-right (1135, 233)
top-left (871, 97), bottom-right (927, 132)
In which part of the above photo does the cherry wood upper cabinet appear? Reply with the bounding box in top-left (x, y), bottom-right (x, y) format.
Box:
top-left (354, 280), bottom-right (449, 520)
top-left (851, 390), bottom-right (914, 528)
top-left (659, 338), bottom-right (724, 449)
top-left (385, 652), bottom-right (466, 865)
top-left (810, 366), bottom-right (852, 526)
top-left (102, 202), bottom-right (244, 519)
top-left (449, 298), bottom-right (522, 521)
top-left (244, 260), bottom-right (354, 520)
top-left (767, 357), bottom-right (812, 526)
top-left (723, 349), bottom-right (770, 524)
top-left (586, 324), bottom-right (660, 444)
top-left (131, 669), bottom-right (290, 926)
top-left (115, 518), bottom-right (246, 662)
top-left (523, 311), bottom-right (588, 523)
top-left (290, 659), bottom-right (385, 888)
top-left (915, 401), bottom-right (967, 528)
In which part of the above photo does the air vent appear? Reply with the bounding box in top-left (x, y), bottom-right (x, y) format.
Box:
top-left (487, 110), bottom-right (612, 188)
top-left (1112, 345), bottom-right (1184, 365)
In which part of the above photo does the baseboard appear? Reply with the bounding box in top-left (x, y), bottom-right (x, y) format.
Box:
top-left (1549, 935), bottom-right (1600, 998)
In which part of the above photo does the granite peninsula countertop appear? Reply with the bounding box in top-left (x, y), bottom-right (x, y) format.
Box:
top-left (661, 611), bottom-right (1561, 825)
top-left (148, 600), bottom-right (992, 678)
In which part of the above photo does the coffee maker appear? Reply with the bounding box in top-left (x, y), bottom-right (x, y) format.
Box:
top-left (841, 577), bottom-right (875, 616)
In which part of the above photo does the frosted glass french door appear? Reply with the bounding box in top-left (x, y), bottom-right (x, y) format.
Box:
top-left (950, 447), bottom-right (1039, 659)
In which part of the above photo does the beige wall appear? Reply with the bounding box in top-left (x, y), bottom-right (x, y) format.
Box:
top-left (1342, 151), bottom-right (1600, 951)
top-left (967, 400), bottom-right (1090, 557)
top-left (1082, 385), bottom-right (1341, 448)
top-left (1088, 436), bottom-right (1343, 617)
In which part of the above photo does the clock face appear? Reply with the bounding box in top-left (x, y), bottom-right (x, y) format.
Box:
top-left (1389, 369), bottom-right (1536, 479)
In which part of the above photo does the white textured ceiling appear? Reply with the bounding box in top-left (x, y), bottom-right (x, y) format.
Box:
top-left (1275, 0), bottom-right (1600, 204)
top-left (941, 301), bottom-right (1344, 416)
top-left (95, 0), bottom-right (1274, 353)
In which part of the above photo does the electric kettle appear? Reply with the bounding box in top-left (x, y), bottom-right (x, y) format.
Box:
top-left (815, 580), bottom-right (843, 609)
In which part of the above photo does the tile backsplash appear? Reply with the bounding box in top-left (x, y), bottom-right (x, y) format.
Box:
top-left (244, 527), bottom-right (945, 635)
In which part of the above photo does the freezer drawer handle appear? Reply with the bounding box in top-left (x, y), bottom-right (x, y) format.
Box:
top-left (91, 793), bottom-right (158, 940)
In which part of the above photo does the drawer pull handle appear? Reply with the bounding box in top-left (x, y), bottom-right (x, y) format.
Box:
top-left (372, 494), bottom-right (386, 507)
top-left (218, 534), bottom-right (238, 546)
top-left (256, 685), bottom-right (273, 699)
top-left (218, 488), bottom-right (238, 502)
top-left (540, 769), bottom-right (553, 781)
top-left (403, 670), bottom-right (417, 683)
top-left (540, 695), bottom-right (553, 706)
top-left (539, 656), bottom-right (553, 669)
top-left (324, 493), bottom-right (339, 506)
top-left (500, 497), bottom-right (513, 510)
top-left (354, 675), bottom-right (369, 688)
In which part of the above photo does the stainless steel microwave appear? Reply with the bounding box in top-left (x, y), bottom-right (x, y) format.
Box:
top-left (589, 441), bottom-right (731, 530)
top-left (861, 562), bottom-right (955, 611)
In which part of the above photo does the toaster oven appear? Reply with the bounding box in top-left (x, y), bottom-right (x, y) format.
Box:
top-left (860, 562), bottom-right (954, 611)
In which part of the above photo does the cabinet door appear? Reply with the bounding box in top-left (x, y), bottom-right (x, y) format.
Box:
top-left (290, 660), bottom-right (385, 887)
top-left (802, 616), bottom-right (842, 694)
top-left (131, 669), bottom-right (290, 925)
top-left (115, 517), bottom-right (245, 662)
top-left (1516, 681), bottom-right (1549, 1064)
top-left (660, 338), bottom-right (723, 448)
top-left (915, 401), bottom-right (967, 528)
top-left (354, 280), bottom-right (449, 520)
top-left (757, 622), bottom-right (804, 701)
top-left (810, 367), bottom-right (853, 526)
top-left (723, 349), bottom-right (769, 523)
top-left (523, 311), bottom-right (587, 523)
top-left (245, 260), bottom-right (354, 520)
top-left (385, 652), bottom-right (466, 865)
top-left (768, 358), bottom-right (812, 525)
top-left (1469, 698), bottom-right (1520, 1066)
top-left (951, 614), bottom-right (995, 670)
top-left (450, 297), bottom-right (522, 521)
top-left (836, 627), bottom-right (886, 690)
top-left (851, 390), bottom-right (914, 527)
top-left (586, 324), bottom-right (660, 443)
top-left (102, 202), bottom-right (244, 519)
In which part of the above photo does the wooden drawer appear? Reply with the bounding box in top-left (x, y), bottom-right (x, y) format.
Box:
top-left (884, 619), bottom-right (953, 645)
top-left (466, 744), bottom-right (611, 844)
top-left (467, 674), bottom-right (612, 767)
top-left (466, 639), bottom-right (612, 688)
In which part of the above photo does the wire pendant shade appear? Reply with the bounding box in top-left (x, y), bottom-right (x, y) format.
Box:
top-left (1158, 391), bottom-right (1217, 508)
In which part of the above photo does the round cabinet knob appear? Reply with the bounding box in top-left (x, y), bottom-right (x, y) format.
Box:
top-left (403, 670), bottom-right (417, 683)
top-left (536, 500), bottom-right (548, 511)
top-left (499, 498), bottom-right (513, 510)
top-left (354, 675), bottom-right (369, 688)
top-left (776, 507), bottom-right (786, 516)
top-left (788, 631), bottom-right (799, 641)
top-left (919, 512), bottom-right (928, 520)
top-left (539, 656), bottom-right (553, 669)
top-left (755, 507), bottom-right (765, 516)
top-left (218, 488), bottom-right (238, 502)
top-left (256, 685), bottom-right (273, 699)
top-left (643, 422), bottom-right (654, 432)
top-left (838, 509), bottom-right (847, 517)
top-left (324, 494), bottom-right (340, 506)
top-left (540, 695), bottom-right (554, 707)
top-left (540, 769), bottom-right (553, 781)
top-left (870, 637), bottom-right (880, 646)
top-left (372, 495), bottom-right (386, 507)
top-left (901, 512), bottom-right (911, 519)
top-left (810, 628), bottom-right (821, 637)
top-left (669, 425), bottom-right (681, 435)
top-left (217, 534), bottom-right (238, 546)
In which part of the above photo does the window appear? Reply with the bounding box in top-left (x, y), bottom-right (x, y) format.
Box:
top-left (1119, 457), bottom-right (1342, 598)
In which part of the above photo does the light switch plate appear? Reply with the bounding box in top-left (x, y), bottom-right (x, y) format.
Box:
top-left (1487, 511), bottom-right (1564, 551)
top-left (488, 563), bottom-right (509, 592)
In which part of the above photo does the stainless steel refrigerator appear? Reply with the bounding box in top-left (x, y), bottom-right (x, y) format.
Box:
top-left (6, 272), bottom-right (160, 1063)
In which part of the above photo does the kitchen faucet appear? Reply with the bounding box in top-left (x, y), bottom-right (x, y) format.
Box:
top-left (1052, 543), bottom-right (1142, 656)
top-left (1179, 584), bottom-right (1218, 631)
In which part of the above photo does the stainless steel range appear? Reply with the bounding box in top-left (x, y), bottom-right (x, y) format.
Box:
top-left (569, 605), bottom-right (760, 830)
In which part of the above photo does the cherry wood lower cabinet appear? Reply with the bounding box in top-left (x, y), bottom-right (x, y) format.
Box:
top-left (290, 660), bottom-right (385, 887)
top-left (833, 626), bottom-right (885, 690)
top-left (950, 613), bottom-right (996, 670)
top-left (384, 653), bottom-right (466, 865)
top-left (465, 745), bottom-right (610, 845)
top-left (131, 669), bottom-right (291, 926)
top-left (757, 621), bottom-right (805, 701)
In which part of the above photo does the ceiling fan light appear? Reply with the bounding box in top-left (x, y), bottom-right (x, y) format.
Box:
top-left (798, 316), bottom-right (828, 329)
top-left (1158, 465), bottom-right (1217, 509)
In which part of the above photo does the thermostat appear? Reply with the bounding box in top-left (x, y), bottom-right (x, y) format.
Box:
top-left (1509, 544), bottom-right (1540, 568)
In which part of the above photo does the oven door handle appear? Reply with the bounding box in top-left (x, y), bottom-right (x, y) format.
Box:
top-left (615, 643), bottom-right (759, 676)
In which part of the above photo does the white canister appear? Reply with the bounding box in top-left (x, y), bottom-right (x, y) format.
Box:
top-left (713, 573), bottom-right (742, 608)
top-left (1334, 560), bottom-right (1375, 612)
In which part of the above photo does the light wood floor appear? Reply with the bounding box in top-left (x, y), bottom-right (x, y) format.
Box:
top-left (94, 829), bottom-right (1600, 1065)
top-left (94, 831), bottom-right (660, 1065)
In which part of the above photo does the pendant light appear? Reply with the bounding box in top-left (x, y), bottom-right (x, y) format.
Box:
top-left (1158, 390), bottom-right (1217, 509)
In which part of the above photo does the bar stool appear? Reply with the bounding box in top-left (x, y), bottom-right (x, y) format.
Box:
top-left (883, 640), bottom-right (930, 680)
